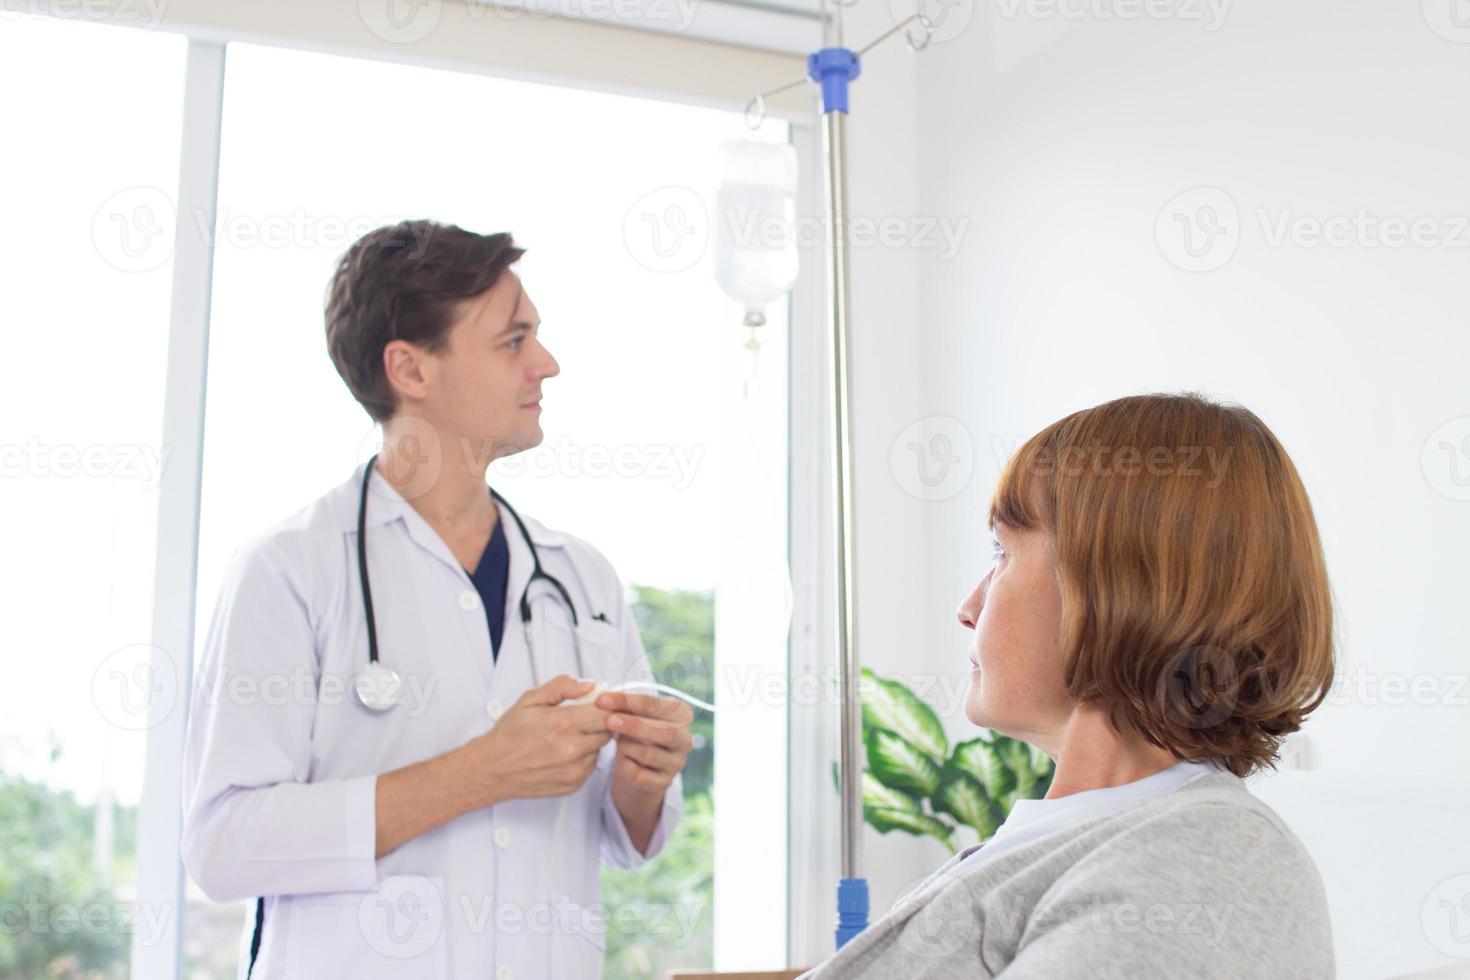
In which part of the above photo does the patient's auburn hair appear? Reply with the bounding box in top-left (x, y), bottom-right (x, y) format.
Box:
top-left (989, 392), bottom-right (1335, 777)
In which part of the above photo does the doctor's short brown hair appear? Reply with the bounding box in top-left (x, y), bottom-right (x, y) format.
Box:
top-left (989, 392), bottom-right (1336, 777)
top-left (324, 220), bottom-right (525, 423)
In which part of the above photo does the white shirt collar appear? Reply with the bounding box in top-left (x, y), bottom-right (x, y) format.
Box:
top-left (996, 759), bottom-right (1221, 839)
top-left (331, 458), bottom-right (565, 548)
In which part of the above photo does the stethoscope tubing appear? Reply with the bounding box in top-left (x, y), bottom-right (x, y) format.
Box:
top-left (357, 453), bottom-right (588, 702)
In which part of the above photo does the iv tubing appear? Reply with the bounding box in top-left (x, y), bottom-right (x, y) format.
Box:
top-left (610, 680), bottom-right (716, 714)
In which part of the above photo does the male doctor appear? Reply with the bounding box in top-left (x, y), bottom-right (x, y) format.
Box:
top-left (181, 220), bottom-right (693, 979)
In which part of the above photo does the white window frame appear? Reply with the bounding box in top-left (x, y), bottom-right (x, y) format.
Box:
top-left (4, 5), bottom-right (839, 977)
top-left (785, 118), bottom-right (840, 971)
top-left (130, 37), bottom-right (225, 980)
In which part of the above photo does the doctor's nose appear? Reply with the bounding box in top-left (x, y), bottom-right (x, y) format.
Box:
top-left (531, 337), bottom-right (561, 381)
top-left (956, 571), bottom-right (989, 630)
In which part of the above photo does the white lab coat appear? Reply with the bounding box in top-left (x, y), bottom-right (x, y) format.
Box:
top-left (181, 459), bottom-right (682, 980)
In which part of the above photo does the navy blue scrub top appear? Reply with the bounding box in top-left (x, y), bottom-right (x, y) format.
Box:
top-left (464, 518), bottom-right (510, 660)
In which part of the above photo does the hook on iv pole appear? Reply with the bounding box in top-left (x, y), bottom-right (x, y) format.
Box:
top-left (741, 11), bottom-right (935, 130)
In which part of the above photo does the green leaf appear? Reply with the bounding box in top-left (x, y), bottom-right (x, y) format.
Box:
top-left (995, 735), bottom-right (1034, 777)
top-left (1007, 737), bottom-right (1051, 799)
top-left (864, 805), bottom-right (955, 844)
top-left (1014, 765), bottom-right (1053, 805)
top-left (933, 767), bottom-right (1005, 840)
top-left (949, 737), bottom-right (1016, 801)
top-left (863, 771), bottom-right (920, 813)
top-left (860, 667), bottom-right (949, 762)
top-left (866, 728), bottom-right (942, 796)
top-left (834, 764), bottom-right (922, 813)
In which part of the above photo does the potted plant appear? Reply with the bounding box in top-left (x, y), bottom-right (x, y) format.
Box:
top-left (855, 668), bottom-right (1054, 854)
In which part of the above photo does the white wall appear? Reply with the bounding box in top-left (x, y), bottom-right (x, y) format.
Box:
top-left (900, 0), bottom-right (1470, 976)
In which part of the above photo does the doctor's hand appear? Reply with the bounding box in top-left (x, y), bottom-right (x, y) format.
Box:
top-left (473, 675), bottom-right (613, 802)
top-left (596, 691), bottom-right (693, 854)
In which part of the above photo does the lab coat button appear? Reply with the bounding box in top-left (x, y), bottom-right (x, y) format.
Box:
top-left (494, 827), bottom-right (511, 848)
top-left (497, 967), bottom-right (512, 980)
top-left (486, 698), bottom-right (503, 719)
top-left (459, 589), bottom-right (481, 611)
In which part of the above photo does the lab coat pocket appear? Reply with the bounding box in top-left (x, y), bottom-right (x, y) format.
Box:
top-left (551, 920), bottom-right (607, 980)
top-left (550, 900), bottom-right (608, 978)
top-left (278, 874), bottom-right (448, 980)
top-left (579, 619), bottom-right (627, 686)
top-left (545, 617), bottom-right (623, 682)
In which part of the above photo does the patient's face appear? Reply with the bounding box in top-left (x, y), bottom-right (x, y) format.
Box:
top-left (957, 521), bottom-right (1071, 745)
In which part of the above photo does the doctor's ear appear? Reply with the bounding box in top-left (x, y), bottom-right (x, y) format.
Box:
top-left (382, 339), bottom-right (435, 404)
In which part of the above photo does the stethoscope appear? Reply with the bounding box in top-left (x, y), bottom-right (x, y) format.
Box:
top-left (353, 452), bottom-right (590, 711)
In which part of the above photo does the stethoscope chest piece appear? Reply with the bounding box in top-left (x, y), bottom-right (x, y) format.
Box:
top-left (355, 661), bottom-right (405, 712)
top-left (355, 453), bottom-right (599, 706)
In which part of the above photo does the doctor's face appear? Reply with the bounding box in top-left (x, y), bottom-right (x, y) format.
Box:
top-left (430, 272), bottom-right (560, 461)
top-left (957, 521), bottom-right (1073, 745)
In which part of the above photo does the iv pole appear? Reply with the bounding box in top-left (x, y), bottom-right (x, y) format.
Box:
top-left (746, 3), bottom-right (933, 951)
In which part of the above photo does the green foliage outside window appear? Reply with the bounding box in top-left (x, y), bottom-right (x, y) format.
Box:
top-left (601, 586), bottom-right (715, 979)
top-left (0, 771), bottom-right (134, 980)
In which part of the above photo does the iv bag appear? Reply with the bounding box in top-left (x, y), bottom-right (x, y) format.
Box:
top-left (714, 140), bottom-right (799, 339)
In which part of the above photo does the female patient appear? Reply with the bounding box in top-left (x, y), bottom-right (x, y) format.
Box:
top-left (803, 392), bottom-right (1336, 979)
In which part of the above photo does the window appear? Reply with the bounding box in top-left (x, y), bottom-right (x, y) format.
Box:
top-left (186, 42), bottom-right (792, 978)
top-left (0, 13), bottom-right (186, 980)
